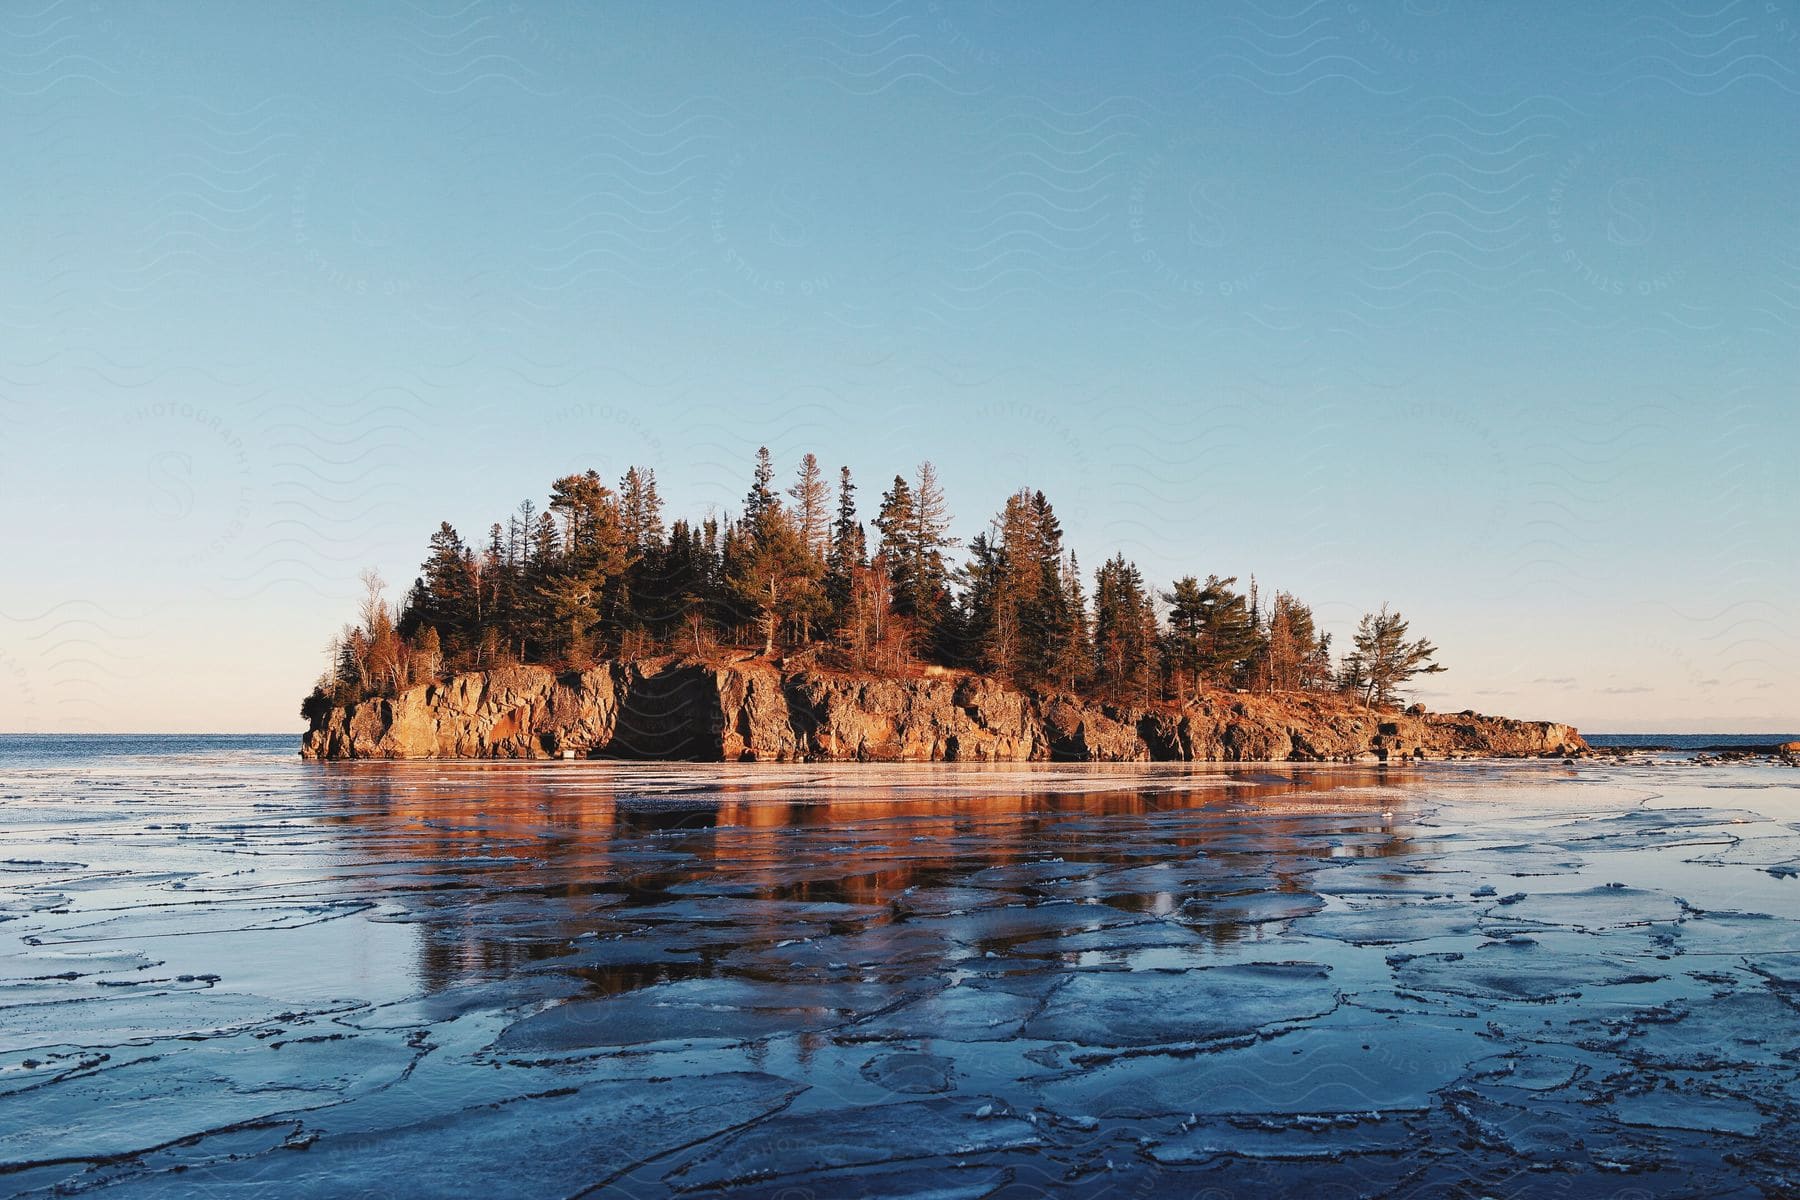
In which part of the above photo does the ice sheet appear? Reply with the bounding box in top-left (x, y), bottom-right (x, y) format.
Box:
top-left (3, 751), bottom-right (1798, 1196)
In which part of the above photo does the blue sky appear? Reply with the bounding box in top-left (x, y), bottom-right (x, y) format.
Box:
top-left (3, 1), bottom-right (1796, 733)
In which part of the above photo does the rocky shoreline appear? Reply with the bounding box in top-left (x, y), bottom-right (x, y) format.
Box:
top-left (300, 655), bottom-right (1586, 763)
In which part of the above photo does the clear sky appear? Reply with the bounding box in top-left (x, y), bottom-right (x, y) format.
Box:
top-left (3, 2), bottom-right (1796, 734)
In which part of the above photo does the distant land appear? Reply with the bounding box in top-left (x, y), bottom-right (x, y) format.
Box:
top-left (1587, 733), bottom-right (1800, 750)
top-left (302, 450), bottom-right (1584, 762)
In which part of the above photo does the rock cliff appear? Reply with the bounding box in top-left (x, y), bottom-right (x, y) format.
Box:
top-left (300, 657), bottom-right (1586, 763)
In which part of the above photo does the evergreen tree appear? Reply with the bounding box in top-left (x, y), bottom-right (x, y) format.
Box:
top-left (1093, 554), bottom-right (1157, 702)
top-left (873, 475), bottom-right (915, 578)
top-left (1305, 631), bottom-right (1334, 692)
top-left (830, 466), bottom-right (862, 564)
top-left (823, 466), bottom-right (865, 633)
top-left (1161, 576), bottom-right (1206, 699)
top-left (728, 502), bottom-right (819, 655)
top-left (548, 470), bottom-right (626, 577)
top-left (543, 470), bottom-right (627, 658)
top-left (404, 522), bottom-right (477, 659)
top-left (957, 488), bottom-right (1069, 684)
top-left (1349, 605), bottom-right (1445, 707)
top-left (482, 522), bottom-right (508, 628)
top-left (659, 519), bottom-right (718, 653)
top-left (787, 453), bottom-right (830, 562)
top-left (873, 475), bottom-right (918, 656)
top-left (536, 567), bottom-right (605, 666)
top-left (508, 499), bottom-right (538, 569)
top-left (1337, 647), bottom-right (1370, 701)
top-left (1018, 491), bottom-right (1072, 684)
top-left (871, 463), bottom-right (956, 651)
top-left (320, 453), bottom-right (1449, 716)
top-left (1255, 591), bottom-right (1321, 692)
top-left (1162, 574), bottom-right (1257, 695)
top-left (1245, 575), bottom-right (1267, 685)
top-left (743, 446), bottom-right (777, 526)
top-left (905, 461), bottom-right (955, 649)
top-left (618, 467), bottom-right (664, 554)
top-left (616, 466), bottom-right (665, 631)
top-left (520, 511), bottom-right (562, 660)
top-left (530, 510), bottom-right (559, 564)
top-left (950, 530), bottom-right (1002, 671)
top-left (967, 490), bottom-right (1041, 679)
top-left (1047, 551), bottom-right (1091, 691)
top-left (1207, 577), bottom-right (1259, 685)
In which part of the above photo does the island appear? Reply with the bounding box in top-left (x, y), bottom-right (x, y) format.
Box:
top-left (301, 451), bottom-right (1585, 762)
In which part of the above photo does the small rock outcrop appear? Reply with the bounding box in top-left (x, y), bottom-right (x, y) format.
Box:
top-left (300, 657), bottom-right (1587, 763)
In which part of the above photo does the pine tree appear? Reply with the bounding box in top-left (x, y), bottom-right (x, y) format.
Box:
top-left (616, 467), bottom-right (665, 632)
top-left (481, 522), bottom-right (507, 631)
top-left (1093, 554), bottom-right (1157, 702)
top-left (1305, 631), bottom-right (1334, 692)
top-left (873, 475), bottom-right (918, 656)
top-left (536, 567), bottom-right (605, 666)
top-left (1205, 576), bottom-right (1258, 686)
top-left (1048, 551), bottom-right (1091, 691)
top-left (872, 464), bottom-right (956, 645)
top-left (967, 489), bottom-right (1041, 679)
top-left (548, 471), bottom-right (627, 577)
top-left (950, 530), bottom-right (1002, 671)
top-left (508, 499), bottom-right (537, 568)
top-left (1161, 574), bottom-right (1256, 695)
top-left (406, 522), bottom-right (477, 659)
top-left (520, 511), bottom-right (562, 660)
top-left (1349, 605), bottom-right (1445, 707)
top-left (823, 466), bottom-right (865, 634)
top-left (728, 503), bottom-right (819, 655)
top-left (873, 475), bottom-right (915, 577)
top-left (905, 461), bottom-right (955, 649)
top-left (957, 488), bottom-right (1069, 684)
top-left (787, 453), bottom-right (831, 563)
top-left (543, 470), bottom-right (627, 655)
top-left (660, 519), bottom-right (717, 654)
top-left (619, 467), bottom-right (665, 555)
top-left (1257, 591), bottom-right (1320, 692)
top-left (831, 466), bottom-right (862, 564)
top-left (743, 447), bottom-right (777, 526)
top-left (1018, 491), bottom-right (1072, 684)
top-left (1245, 575), bottom-right (1267, 687)
top-left (322, 456), bottom-right (1448, 719)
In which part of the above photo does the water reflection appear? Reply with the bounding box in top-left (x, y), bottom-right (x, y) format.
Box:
top-left (309, 763), bottom-right (1431, 994)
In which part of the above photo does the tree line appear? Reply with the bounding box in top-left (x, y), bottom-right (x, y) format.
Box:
top-left (309, 449), bottom-right (1443, 714)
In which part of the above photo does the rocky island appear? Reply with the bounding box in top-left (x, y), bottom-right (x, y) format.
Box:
top-left (303, 450), bottom-right (1585, 763)
top-left (301, 654), bottom-right (1584, 762)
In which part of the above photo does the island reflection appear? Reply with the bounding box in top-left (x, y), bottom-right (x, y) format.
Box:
top-left (309, 763), bottom-right (1430, 995)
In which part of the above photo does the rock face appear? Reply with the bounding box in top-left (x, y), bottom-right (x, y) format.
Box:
top-left (300, 657), bottom-right (1587, 763)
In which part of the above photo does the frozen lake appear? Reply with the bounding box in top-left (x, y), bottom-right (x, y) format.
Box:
top-left (3, 738), bottom-right (1798, 1197)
